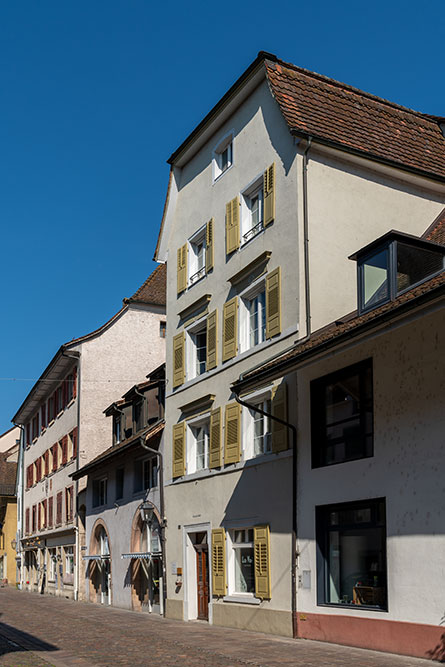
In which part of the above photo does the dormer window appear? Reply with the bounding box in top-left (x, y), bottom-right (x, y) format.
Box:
top-left (350, 231), bottom-right (445, 314)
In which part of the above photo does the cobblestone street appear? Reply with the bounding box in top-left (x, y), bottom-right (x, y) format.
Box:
top-left (0, 587), bottom-right (436, 667)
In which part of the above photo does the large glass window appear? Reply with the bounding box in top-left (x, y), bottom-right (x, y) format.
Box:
top-left (249, 291), bottom-right (266, 348)
top-left (316, 498), bottom-right (387, 610)
top-left (311, 360), bottom-right (373, 468)
top-left (362, 248), bottom-right (389, 310)
top-left (231, 529), bottom-right (255, 594)
top-left (396, 242), bottom-right (444, 294)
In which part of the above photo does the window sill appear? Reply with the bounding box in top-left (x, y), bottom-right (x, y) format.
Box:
top-left (222, 594), bottom-right (260, 605)
top-left (317, 602), bottom-right (388, 613)
top-left (212, 162), bottom-right (234, 185)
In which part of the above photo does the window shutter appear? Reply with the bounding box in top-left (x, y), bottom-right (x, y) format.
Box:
top-left (52, 444), bottom-right (58, 472)
top-left (48, 497), bottom-right (53, 528)
top-left (271, 382), bottom-right (288, 453)
top-left (172, 332), bottom-right (185, 388)
top-left (177, 243), bottom-right (188, 294)
top-left (254, 525), bottom-right (271, 599)
top-left (25, 508), bottom-right (30, 535)
top-left (263, 162), bottom-right (275, 227)
top-left (38, 503), bottom-right (41, 531)
top-left (206, 309), bottom-right (218, 371)
top-left (209, 407), bottom-right (222, 468)
top-left (72, 427), bottom-right (78, 459)
top-left (211, 527), bottom-right (226, 596)
top-left (172, 422), bottom-right (186, 478)
top-left (56, 492), bottom-right (62, 525)
top-left (225, 196), bottom-right (240, 254)
top-left (224, 403), bottom-right (241, 464)
top-left (222, 297), bottom-right (238, 362)
top-left (206, 218), bottom-right (214, 272)
top-left (266, 267), bottom-right (281, 339)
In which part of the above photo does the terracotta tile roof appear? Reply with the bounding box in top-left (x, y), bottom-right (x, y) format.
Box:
top-left (71, 420), bottom-right (164, 480)
top-left (125, 264), bottom-right (166, 306)
top-left (234, 270), bottom-right (445, 389)
top-left (265, 57), bottom-right (445, 180)
top-left (423, 208), bottom-right (445, 246)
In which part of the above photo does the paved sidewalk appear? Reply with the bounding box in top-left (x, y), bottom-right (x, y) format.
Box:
top-left (0, 587), bottom-right (436, 666)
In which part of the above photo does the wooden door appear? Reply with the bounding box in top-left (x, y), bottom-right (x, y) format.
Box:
top-left (195, 546), bottom-right (209, 620)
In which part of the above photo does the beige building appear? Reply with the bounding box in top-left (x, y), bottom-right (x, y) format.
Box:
top-left (155, 51), bottom-right (445, 638)
top-left (13, 266), bottom-right (166, 600)
top-left (0, 441), bottom-right (19, 584)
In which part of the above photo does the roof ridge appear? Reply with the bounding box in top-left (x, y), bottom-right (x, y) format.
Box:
top-left (269, 56), bottom-right (445, 125)
top-left (124, 264), bottom-right (166, 306)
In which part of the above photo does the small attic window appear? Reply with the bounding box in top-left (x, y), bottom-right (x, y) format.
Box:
top-left (350, 231), bottom-right (445, 314)
top-left (213, 132), bottom-right (233, 182)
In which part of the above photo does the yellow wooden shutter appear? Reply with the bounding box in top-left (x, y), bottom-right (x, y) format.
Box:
top-left (271, 382), bottom-right (288, 453)
top-left (209, 407), bottom-right (222, 468)
top-left (254, 525), bottom-right (271, 599)
top-left (224, 402), bottom-right (241, 464)
top-left (177, 243), bottom-right (188, 294)
top-left (266, 267), bottom-right (281, 338)
top-left (222, 297), bottom-right (237, 362)
top-left (206, 309), bottom-right (218, 371)
top-left (206, 218), bottom-right (214, 272)
top-left (211, 527), bottom-right (226, 596)
top-left (172, 422), bottom-right (186, 478)
top-left (172, 332), bottom-right (185, 388)
top-left (264, 163), bottom-right (275, 227)
top-left (225, 196), bottom-right (240, 254)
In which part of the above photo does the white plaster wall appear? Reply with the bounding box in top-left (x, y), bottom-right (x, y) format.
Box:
top-left (295, 307), bottom-right (445, 626)
top-left (0, 427), bottom-right (20, 452)
top-left (306, 149), bottom-right (445, 332)
top-left (75, 304), bottom-right (165, 478)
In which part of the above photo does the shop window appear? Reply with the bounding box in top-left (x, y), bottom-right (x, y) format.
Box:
top-left (316, 498), bottom-right (387, 610)
top-left (311, 359), bottom-right (373, 468)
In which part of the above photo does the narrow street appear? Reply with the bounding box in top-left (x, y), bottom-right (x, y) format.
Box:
top-left (0, 587), bottom-right (436, 667)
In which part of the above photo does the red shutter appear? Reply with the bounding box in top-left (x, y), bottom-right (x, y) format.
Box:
top-left (62, 436), bottom-right (68, 465)
top-left (52, 444), bottom-right (58, 472)
top-left (56, 492), bottom-right (62, 525)
top-left (73, 366), bottom-right (77, 399)
top-left (72, 427), bottom-right (78, 459)
top-left (25, 508), bottom-right (30, 535)
top-left (42, 499), bottom-right (47, 528)
top-left (48, 497), bottom-right (53, 527)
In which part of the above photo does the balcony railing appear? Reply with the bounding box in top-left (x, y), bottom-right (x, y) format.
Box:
top-left (243, 221), bottom-right (264, 243)
top-left (189, 267), bottom-right (206, 285)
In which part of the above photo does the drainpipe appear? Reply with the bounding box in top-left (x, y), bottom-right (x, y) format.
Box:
top-left (302, 136), bottom-right (312, 341)
top-left (139, 431), bottom-right (167, 617)
top-left (232, 392), bottom-right (298, 638)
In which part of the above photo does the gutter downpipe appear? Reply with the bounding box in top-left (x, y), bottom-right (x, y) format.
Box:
top-left (232, 136), bottom-right (313, 639)
top-left (139, 431), bottom-right (167, 617)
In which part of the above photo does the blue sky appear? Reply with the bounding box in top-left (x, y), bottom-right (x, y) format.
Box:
top-left (1, 0), bottom-right (444, 433)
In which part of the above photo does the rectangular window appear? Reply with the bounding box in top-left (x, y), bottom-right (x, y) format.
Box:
top-left (32, 505), bottom-right (37, 533)
top-left (49, 548), bottom-right (57, 580)
top-left (65, 486), bottom-right (74, 522)
top-left (311, 359), bottom-right (373, 468)
top-left (134, 458), bottom-right (157, 493)
top-left (41, 499), bottom-right (47, 529)
top-left (32, 414), bottom-right (39, 440)
top-left (252, 399), bottom-right (272, 456)
top-left (92, 478), bottom-right (107, 507)
top-left (47, 394), bottom-right (55, 423)
top-left (115, 468), bottom-right (124, 500)
top-left (40, 404), bottom-right (47, 431)
top-left (26, 424), bottom-right (31, 447)
top-left (188, 227), bottom-right (207, 286)
top-left (316, 498), bottom-right (387, 610)
top-left (186, 319), bottom-right (207, 380)
top-left (159, 321), bottom-right (166, 338)
top-left (213, 133), bottom-right (233, 181)
top-left (242, 181), bottom-right (264, 244)
top-left (56, 385), bottom-right (64, 414)
top-left (192, 423), bottom-right (209, 472)
top-left (56, 492), bottom-right (63, 525)
top-left (65, 546), bottom-right (74, 576)
top-left (48, 497), bottom-right (53, 528)
top-left (133, 400), bottom-right (144, 433)
top-left (248, 291), bottom-right (266, 348)
top-left (230, 529), bottom-right (255, 594)
top-left (66, 373), bottom-right (74, 404)
top-left (113, 414), bottom-right (122, 445)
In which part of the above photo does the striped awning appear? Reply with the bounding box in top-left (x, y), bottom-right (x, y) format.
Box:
top-left (83, 554), bottom-right (110, 561)
top-left (121, 552), bottom-right (161, 560)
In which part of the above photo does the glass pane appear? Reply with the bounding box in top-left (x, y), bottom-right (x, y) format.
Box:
top-left (363, 249), bottom-right (389, 309)
top-left (396, 242), bottom-right (443, 293)
top-left (195, 331), bottom-right (207, 375)
top-left (234, 546), bottom-right (255, 593)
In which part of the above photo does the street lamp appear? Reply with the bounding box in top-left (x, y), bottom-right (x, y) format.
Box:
top-left (139, 501), bottom-right (156, 527)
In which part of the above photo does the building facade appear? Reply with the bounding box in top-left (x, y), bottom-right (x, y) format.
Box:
top-left (155, 52), bottom-right (445, 637)
top-left (13, 266), bottom-right (166, 599)
top-left (0, 442), bottom-right (19, 584)
top-left (233, 218), bottom-right (445, 659)
top-left (72, 364), bottom-right (165, 614)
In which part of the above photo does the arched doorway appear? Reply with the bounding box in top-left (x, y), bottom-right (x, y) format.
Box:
top-left (129, 509), bottom-right (162, 614)
top-left (88, 521), bottom-right (111, 605)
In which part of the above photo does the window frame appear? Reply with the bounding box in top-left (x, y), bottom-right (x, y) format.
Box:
top-left (186, 414), bottom-right (210, 474)
top-left (239, 277), bottom-right (266, 354)
top-left (240, 175), bottom-right (264, 245)
top-left (311, 359), bottom-right (373, 469)
top-left (316, 497), bottom-right (387, 611)
top-left (115, 467), bottom-right (124, 500)
top-left (185, 316), bottom-right (207, 381)
top-left (92, 477), bottom-right (108, 508)
top-left (227, 528), bottom-right (256, 599)
top-left (133, 457), bottom-right (158, 494)
top-left (212, 131), bottom-right (234, 182)
top-left (188, 225), bottom-right (207, 287)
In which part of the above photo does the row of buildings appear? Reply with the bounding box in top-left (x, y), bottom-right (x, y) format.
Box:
top-left (2, 52), bottom-right (445, 661)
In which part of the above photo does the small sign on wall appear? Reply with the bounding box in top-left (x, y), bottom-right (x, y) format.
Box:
top-left (171, 562), bottom-right (177, 575)
top-left (302, 570), bottom-right (311, 590)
